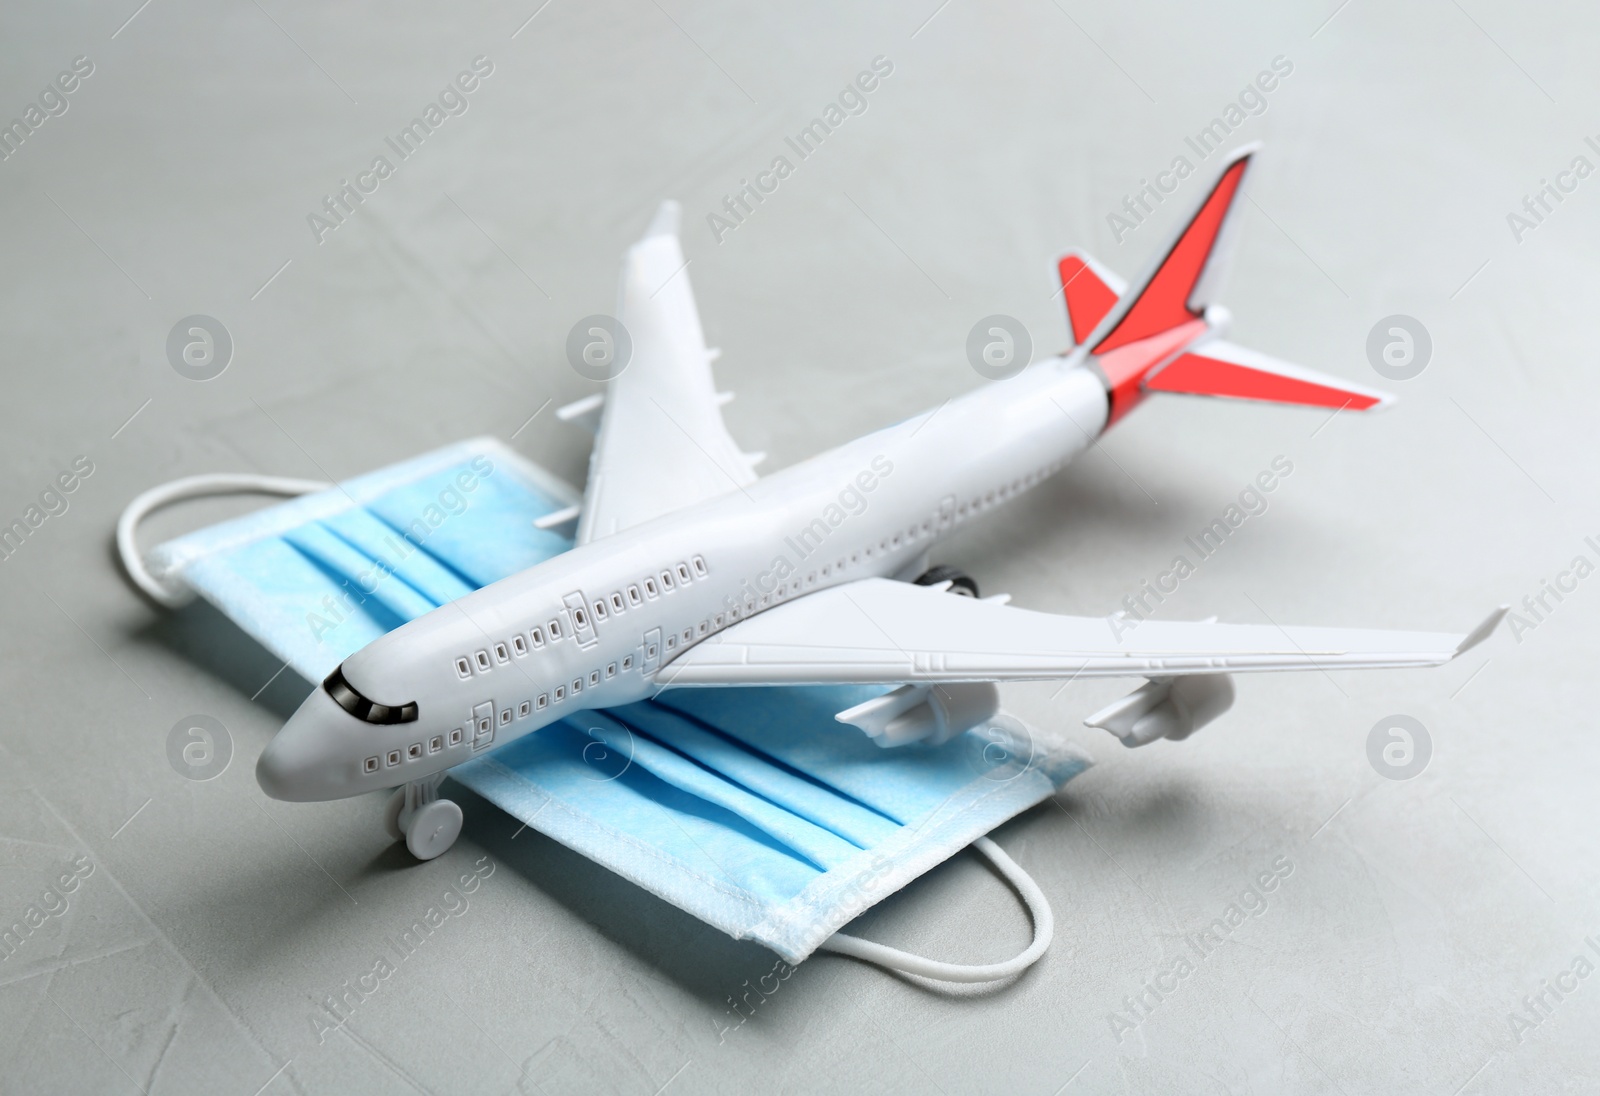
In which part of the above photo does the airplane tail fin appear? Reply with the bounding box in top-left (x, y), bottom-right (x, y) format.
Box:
top-left (1056, 143), bottom-right (1393, 424)
top-left (1084, 143), bottom-right (1256, 358)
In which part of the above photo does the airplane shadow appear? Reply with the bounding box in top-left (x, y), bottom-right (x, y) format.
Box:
top-left (941, 453), bottom-right (1223, 600)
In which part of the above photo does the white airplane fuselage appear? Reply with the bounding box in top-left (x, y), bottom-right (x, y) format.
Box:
top-left (256, 354), bottom-right (1125, 802)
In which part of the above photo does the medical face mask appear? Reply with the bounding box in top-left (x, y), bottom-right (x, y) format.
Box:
top-left (120, 436), bottom-right (1092, 979)
top-left (124, 439), bottom-right (581, 680)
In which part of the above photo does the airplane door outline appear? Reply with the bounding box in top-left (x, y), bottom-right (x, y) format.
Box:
top-left (563, 591), bottom-right (598, 648)
top-left (471, 701), bottom-right (495, 751)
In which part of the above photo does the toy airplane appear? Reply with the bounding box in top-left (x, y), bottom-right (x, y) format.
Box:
top-left (256, 144), bottom-right (1503, 860)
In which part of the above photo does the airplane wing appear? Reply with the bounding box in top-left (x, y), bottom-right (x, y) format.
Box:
top-left (656, 577), bottom-right (1503, 686)
top-left (573, 202), bottom-right (761, 544)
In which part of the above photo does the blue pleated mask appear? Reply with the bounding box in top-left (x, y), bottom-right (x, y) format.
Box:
top-left (136, 437), bottom-right (1091, 974)
top-left (143, 438), bottom-right (580, 680)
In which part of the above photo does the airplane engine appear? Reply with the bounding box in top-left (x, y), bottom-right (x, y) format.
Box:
top-left (1084, 674), bottom-right (1236, 747)
top-left (835, 681), bottom-right (1002, 747)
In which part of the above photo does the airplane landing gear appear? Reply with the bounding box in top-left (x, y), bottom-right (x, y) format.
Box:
top-left (913, 565), bottom-right (979, 598)
top-left (383, 787), bottom-right (406, 841)
top-left (385, 774), bottom-right (462, 861)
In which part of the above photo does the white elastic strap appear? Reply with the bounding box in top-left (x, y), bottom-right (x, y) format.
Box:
top-left (116, 473), bottom-right (330, 607)
top-left (819, 836), bottom-right (1053, 983)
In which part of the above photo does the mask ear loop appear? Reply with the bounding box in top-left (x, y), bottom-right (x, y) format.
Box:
top-left (116, 473), bottom-right (331, 607)
top-left (819, 836), bottom-right (1053, 983)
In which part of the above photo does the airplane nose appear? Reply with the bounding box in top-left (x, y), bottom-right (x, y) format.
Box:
top-left (255, 735), bottom-right (300, 801)
top-left (257, 688), bottom-right (342, 801)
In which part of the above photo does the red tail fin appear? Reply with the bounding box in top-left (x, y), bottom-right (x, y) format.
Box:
top-left (1051, 145), bottom-right (1394, 423)
top-left (1090, 145), bottom-right (1255, 355)
top-left (1065, 146), bottom-right (1256, 425)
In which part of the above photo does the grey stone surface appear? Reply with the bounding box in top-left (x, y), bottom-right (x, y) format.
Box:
top-left (1, 2), bottom-right (1596, 1093)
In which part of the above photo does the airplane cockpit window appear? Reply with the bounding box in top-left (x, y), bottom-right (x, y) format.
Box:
top-left (323, 665), bottom-right (419, 724)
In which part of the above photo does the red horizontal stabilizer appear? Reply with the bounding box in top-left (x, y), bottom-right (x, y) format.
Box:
top-left (1058, 251), bottom-right (1123, 346)
top-left (1145, 340), bottom-right (1391, 411)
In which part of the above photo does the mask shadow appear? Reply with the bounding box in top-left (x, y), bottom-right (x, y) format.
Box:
top-left (128, 595), bottom-right (314, 722)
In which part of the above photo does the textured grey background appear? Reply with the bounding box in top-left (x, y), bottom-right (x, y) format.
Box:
top-left (1, 1), bottom-right (1596, 1093)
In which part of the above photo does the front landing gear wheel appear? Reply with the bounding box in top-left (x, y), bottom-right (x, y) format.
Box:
top-left (383, 787), bottom-right (406, 841)
top-left (386, 774), bottom-right (455, 859)
top-left (405, 799), bottom-right (463, 861)
top-left (914, 565), bottom-right (978, 598)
